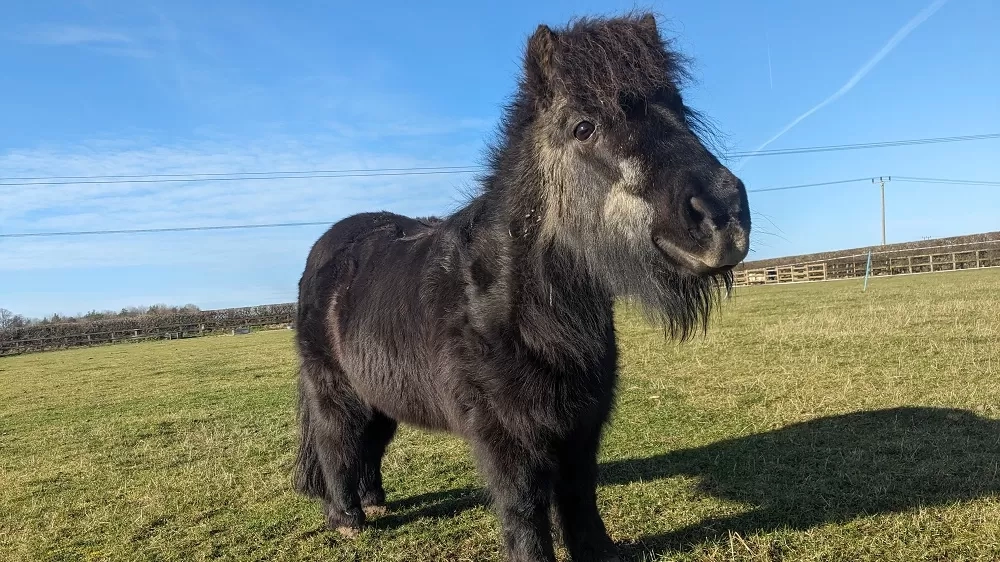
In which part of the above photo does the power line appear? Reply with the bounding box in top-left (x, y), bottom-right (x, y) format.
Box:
top-left (0, 165), bottom-right (481, 182)
top-left (2, 175), bottom-right (996, 239)
top-left (0, 168), bottom-right (483, 187)
top-left (746, 177), bottom-right (873, 193)
top-left (0, 221), bottom-right (334, 239)
top-left (0, 176), bottom-right (889, 239)
top-left (893, 176), bottom-right (1000, 186)
top-left (725, 133), bottom-right (1000, 158)
top-left (1, 133), bottom-right (997, 187)
top-left (747, 175), bottom-right (1000, 194)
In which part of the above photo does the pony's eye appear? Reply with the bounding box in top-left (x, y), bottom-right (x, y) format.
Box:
top-left (573, 120), bottom-right (596, 142)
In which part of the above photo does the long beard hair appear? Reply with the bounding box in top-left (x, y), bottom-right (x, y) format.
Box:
top-left (571, 214), bottom-right (733, 341)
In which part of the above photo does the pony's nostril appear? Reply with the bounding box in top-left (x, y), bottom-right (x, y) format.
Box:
top-left (687, 197), bottom-right (712, 229)
top-left (688, 196), bottom-right (733, 232)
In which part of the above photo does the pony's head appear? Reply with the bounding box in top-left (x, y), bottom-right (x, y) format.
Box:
top-left (515, 13), bottom-right (751, 335)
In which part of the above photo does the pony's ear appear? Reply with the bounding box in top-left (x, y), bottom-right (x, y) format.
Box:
top-left (525, 24), bottom-right (557, 98)
top-left (637, 13), bottom-right (660, 41)
top-left (639, 13), bottom-right (657, 31)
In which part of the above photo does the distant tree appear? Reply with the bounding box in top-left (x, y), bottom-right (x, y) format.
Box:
top-left (0, 308), bottom-right (14, 330)
top-left (22, 303), bottom-right (204, 326)
top-left (147, 304), bottom-right (171, 316)
top-left (83, 310), bottom-right (115, 321)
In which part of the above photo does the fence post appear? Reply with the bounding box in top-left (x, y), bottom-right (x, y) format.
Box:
top-left (863, 250), bottom-right (873, 292)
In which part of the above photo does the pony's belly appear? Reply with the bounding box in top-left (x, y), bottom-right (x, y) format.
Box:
top-left (372, 389), bottom-right (451, 431)
top-left (379, 400), bottom-right (452, 432)
top-left (342, 357), bottom-right (452, 431)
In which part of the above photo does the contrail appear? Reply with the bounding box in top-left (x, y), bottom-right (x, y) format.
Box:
top-left (766, 32), bottom-right (773, 91)
top-left (738, 0), bottom-right (950, 170)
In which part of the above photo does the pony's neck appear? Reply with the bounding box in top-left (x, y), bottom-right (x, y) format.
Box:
top-left (507, 225), bottom-right (616, 367)
top-left (471, 119), bottom-right (616, 321)
top-left (497, 171), bottom-right (615, 317)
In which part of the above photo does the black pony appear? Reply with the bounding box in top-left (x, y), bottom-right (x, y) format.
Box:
top-left (293, 13), bottom-right (750, 562)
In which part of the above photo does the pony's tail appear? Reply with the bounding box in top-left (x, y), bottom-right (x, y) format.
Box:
top-left (292, 364), bottom-right (327, 499)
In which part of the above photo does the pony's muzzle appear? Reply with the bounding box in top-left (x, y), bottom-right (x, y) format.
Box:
top-left (686, 195), bottom-right (750, 270)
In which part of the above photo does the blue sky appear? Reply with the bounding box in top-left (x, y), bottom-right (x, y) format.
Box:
top-left (1, 0), bottom-right (998, 318)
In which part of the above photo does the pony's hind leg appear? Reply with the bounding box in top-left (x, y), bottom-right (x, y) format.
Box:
top-left (358, 411), bottom-right (397, 516)
top-left (295, 358), bottom-right (370, 535)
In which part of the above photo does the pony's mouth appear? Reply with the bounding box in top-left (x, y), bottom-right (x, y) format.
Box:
top-left (652, 235), bottom-right (732, 277)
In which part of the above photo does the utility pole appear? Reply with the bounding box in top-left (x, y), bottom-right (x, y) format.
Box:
top-left (873, 176), bottom-right (891, 245)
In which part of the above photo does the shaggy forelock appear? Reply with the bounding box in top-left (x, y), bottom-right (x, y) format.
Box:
top-left (545, 14), bottom-right (692, 118)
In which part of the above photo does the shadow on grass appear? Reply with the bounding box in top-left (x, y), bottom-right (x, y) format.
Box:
top-left (373, 487), bottom-right (487, 530)
top-left (602, 406), bottom-right (1000, 559)
top-left (373, 407), bottom-right (1000, 558)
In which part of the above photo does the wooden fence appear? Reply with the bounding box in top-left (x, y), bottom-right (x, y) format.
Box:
top-left (734, 244), bottom-right (1000, 287)
top-left (0, 310), bottom-right (295, 357)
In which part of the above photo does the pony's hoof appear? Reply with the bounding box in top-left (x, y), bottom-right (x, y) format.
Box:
top-left (363, 505), bottom-right (388, 517)
top-left (324, 505), bottom-right (365, 534)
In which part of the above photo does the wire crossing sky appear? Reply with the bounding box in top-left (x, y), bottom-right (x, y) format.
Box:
top-left (1, 133), bottom-right (996, 187)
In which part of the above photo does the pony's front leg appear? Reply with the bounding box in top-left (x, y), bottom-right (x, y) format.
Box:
top-left (473, 437), bottom-right (557, 562)
top-left (553, 425), bottom-right (619, 562)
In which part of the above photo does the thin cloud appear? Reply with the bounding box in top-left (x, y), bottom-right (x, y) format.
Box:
top-left (90, 44), bottom-right (155, 59)
top-left (12, 24), bottom-right (133, 46)
top-left (766, 32), bottom-right (773, 91)
top-left (738, 0), bottom-right (950, 169)
top-left (6, 24), bottom-right (157, 58)
top-left (325, 117), bottom-right (493, 141)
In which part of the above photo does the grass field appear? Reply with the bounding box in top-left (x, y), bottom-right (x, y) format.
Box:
top-left (2, 268), bottom-right (999, 561)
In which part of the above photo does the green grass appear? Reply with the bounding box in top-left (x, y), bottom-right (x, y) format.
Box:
top-left (2, 268), bottom-right (999, 561)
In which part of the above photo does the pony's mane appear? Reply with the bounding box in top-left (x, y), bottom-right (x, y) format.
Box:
top-left (543, 13), bottom-right (693, 118)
